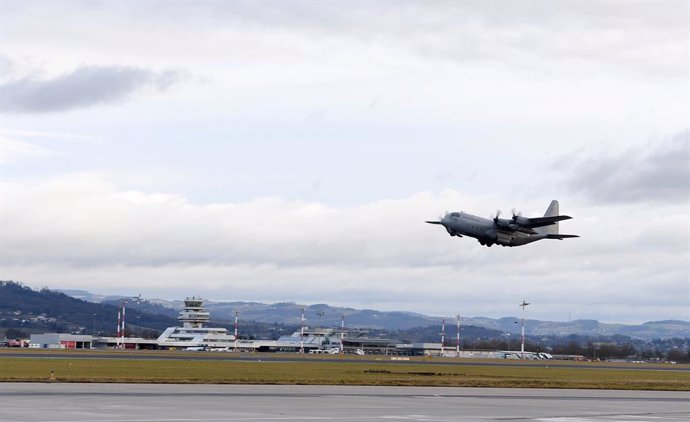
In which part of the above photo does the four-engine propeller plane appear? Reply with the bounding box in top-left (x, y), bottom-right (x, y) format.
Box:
top-left (426, 200), bottom-right (579, 247)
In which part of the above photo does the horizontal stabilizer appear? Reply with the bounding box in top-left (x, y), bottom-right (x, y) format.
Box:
top-left (525, 215), bottom-right (572, 229)
top-left (546, 234), bottom-right (579, 240)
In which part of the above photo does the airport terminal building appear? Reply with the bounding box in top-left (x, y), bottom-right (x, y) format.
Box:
top-left (30, 297), bottom-right (235, 351)
top-left (28, 297), bottom-right (539, 358)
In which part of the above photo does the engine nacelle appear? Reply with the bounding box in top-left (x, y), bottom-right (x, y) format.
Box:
top-left (495, 231), bottom-right (513, 246)
top-left (512, 215), bottom-right (529, 226)
top-left (494, 218), bottom-right (512, 229)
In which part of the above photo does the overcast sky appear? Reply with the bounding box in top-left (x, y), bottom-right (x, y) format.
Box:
top-left (1, 0), bottom-right (688, 324)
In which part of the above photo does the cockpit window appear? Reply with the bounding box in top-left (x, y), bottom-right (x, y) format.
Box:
top-left (450, 212), bottom-right (460, 217)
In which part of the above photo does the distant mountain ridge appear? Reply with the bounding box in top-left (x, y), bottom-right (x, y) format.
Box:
top-left (59, 289), bottom-right (690, 341)
top-left (1, 282), bottom-right (177, 335)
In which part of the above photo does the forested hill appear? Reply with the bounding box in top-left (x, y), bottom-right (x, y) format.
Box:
top-left (0, 281), bottom-right (176, 336)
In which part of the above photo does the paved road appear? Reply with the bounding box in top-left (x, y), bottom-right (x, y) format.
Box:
top-left (0, 383), bottom-right (688, 421)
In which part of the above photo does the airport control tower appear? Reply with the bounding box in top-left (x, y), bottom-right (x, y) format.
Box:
top-left (157, 297), bottom-right (235, 350)
top-left (178, 297), bottom-right (210, 328)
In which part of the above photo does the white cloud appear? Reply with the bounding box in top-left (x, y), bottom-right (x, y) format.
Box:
top-left (0, 1), bottom-right (687, 325)
top-left (0, 133), bottom-right (51, 163)
top-left (0, 176), bottom-right (687, 323)
top-left (0, 128), bottom-right (104, 144)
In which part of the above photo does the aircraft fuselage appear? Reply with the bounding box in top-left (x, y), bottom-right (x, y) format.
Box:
top-left (439, 212), bottom-right (546, 247)
top-left (427, 200), bottom-right (578, 247)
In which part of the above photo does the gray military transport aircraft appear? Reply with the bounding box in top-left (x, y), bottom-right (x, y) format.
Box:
top-left (426, 200), bottom-right (578, 247)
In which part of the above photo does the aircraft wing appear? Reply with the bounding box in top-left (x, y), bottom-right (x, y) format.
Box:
top-left (522, 215), bottom-right (572, 229)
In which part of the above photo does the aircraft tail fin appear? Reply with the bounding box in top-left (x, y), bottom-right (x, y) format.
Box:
top-left (544, 200), bottom-right (559, 218)
top-left (536, 200), bottom-right (560, 235)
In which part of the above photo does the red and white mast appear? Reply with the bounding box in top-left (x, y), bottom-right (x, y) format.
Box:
top-left (116, 309), bottom-right (121, 348)
top-left (440, 318), bottom-right (446, 356)
top-left (120, 301), bottom-right (126, 349)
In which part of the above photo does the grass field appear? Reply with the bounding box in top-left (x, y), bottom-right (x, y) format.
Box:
top-left (1, 352), bottom-right (688, 390)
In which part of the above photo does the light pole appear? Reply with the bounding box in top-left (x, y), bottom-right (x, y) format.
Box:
top-left (133, 315), bottom-right (140, 349)
top-left (234, 310), bottom-right (239, 352)
top-left (316, 310), bottom-right (325, 328)
top-left (92, 313), bottom-right (97, 349)
top-left (300, 307), bottom-right (305, 354)
top-left (340, 314), bottom-right (345, 354)
top-left (519, 300), bottom-right (530, 359)
top-left (456, 314), bottom-right (460, 358)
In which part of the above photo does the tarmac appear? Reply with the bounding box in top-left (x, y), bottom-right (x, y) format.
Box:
top-left (1, 383), bottom-right (688, 421)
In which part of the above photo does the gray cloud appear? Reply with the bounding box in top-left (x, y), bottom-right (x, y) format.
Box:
top-left (148, 0), bottom-right (688, 75)
top-left (0, 65), bottom-right (180, 113)
top-left (0, 55), bottom-right (13, 77)
top-left (560, 130), bottom-right (690, 205)
top-left (5, 1), bottom-right (684, 76)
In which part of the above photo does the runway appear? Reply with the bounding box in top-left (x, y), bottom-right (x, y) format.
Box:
top-left (1, 383), bottom-right (688, 421)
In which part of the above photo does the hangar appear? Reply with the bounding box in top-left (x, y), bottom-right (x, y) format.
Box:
top-left (29, 333), bottom-right (93, 349)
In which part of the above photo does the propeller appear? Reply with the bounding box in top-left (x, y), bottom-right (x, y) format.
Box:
top-left (510, 208), bottom-right (531, 228)
top-left (511, 208), bottom-right (522, 222)
top-left (434, 210), bottom-right (448, 220)
top-left (425, 211), bottom-right (448, 225)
